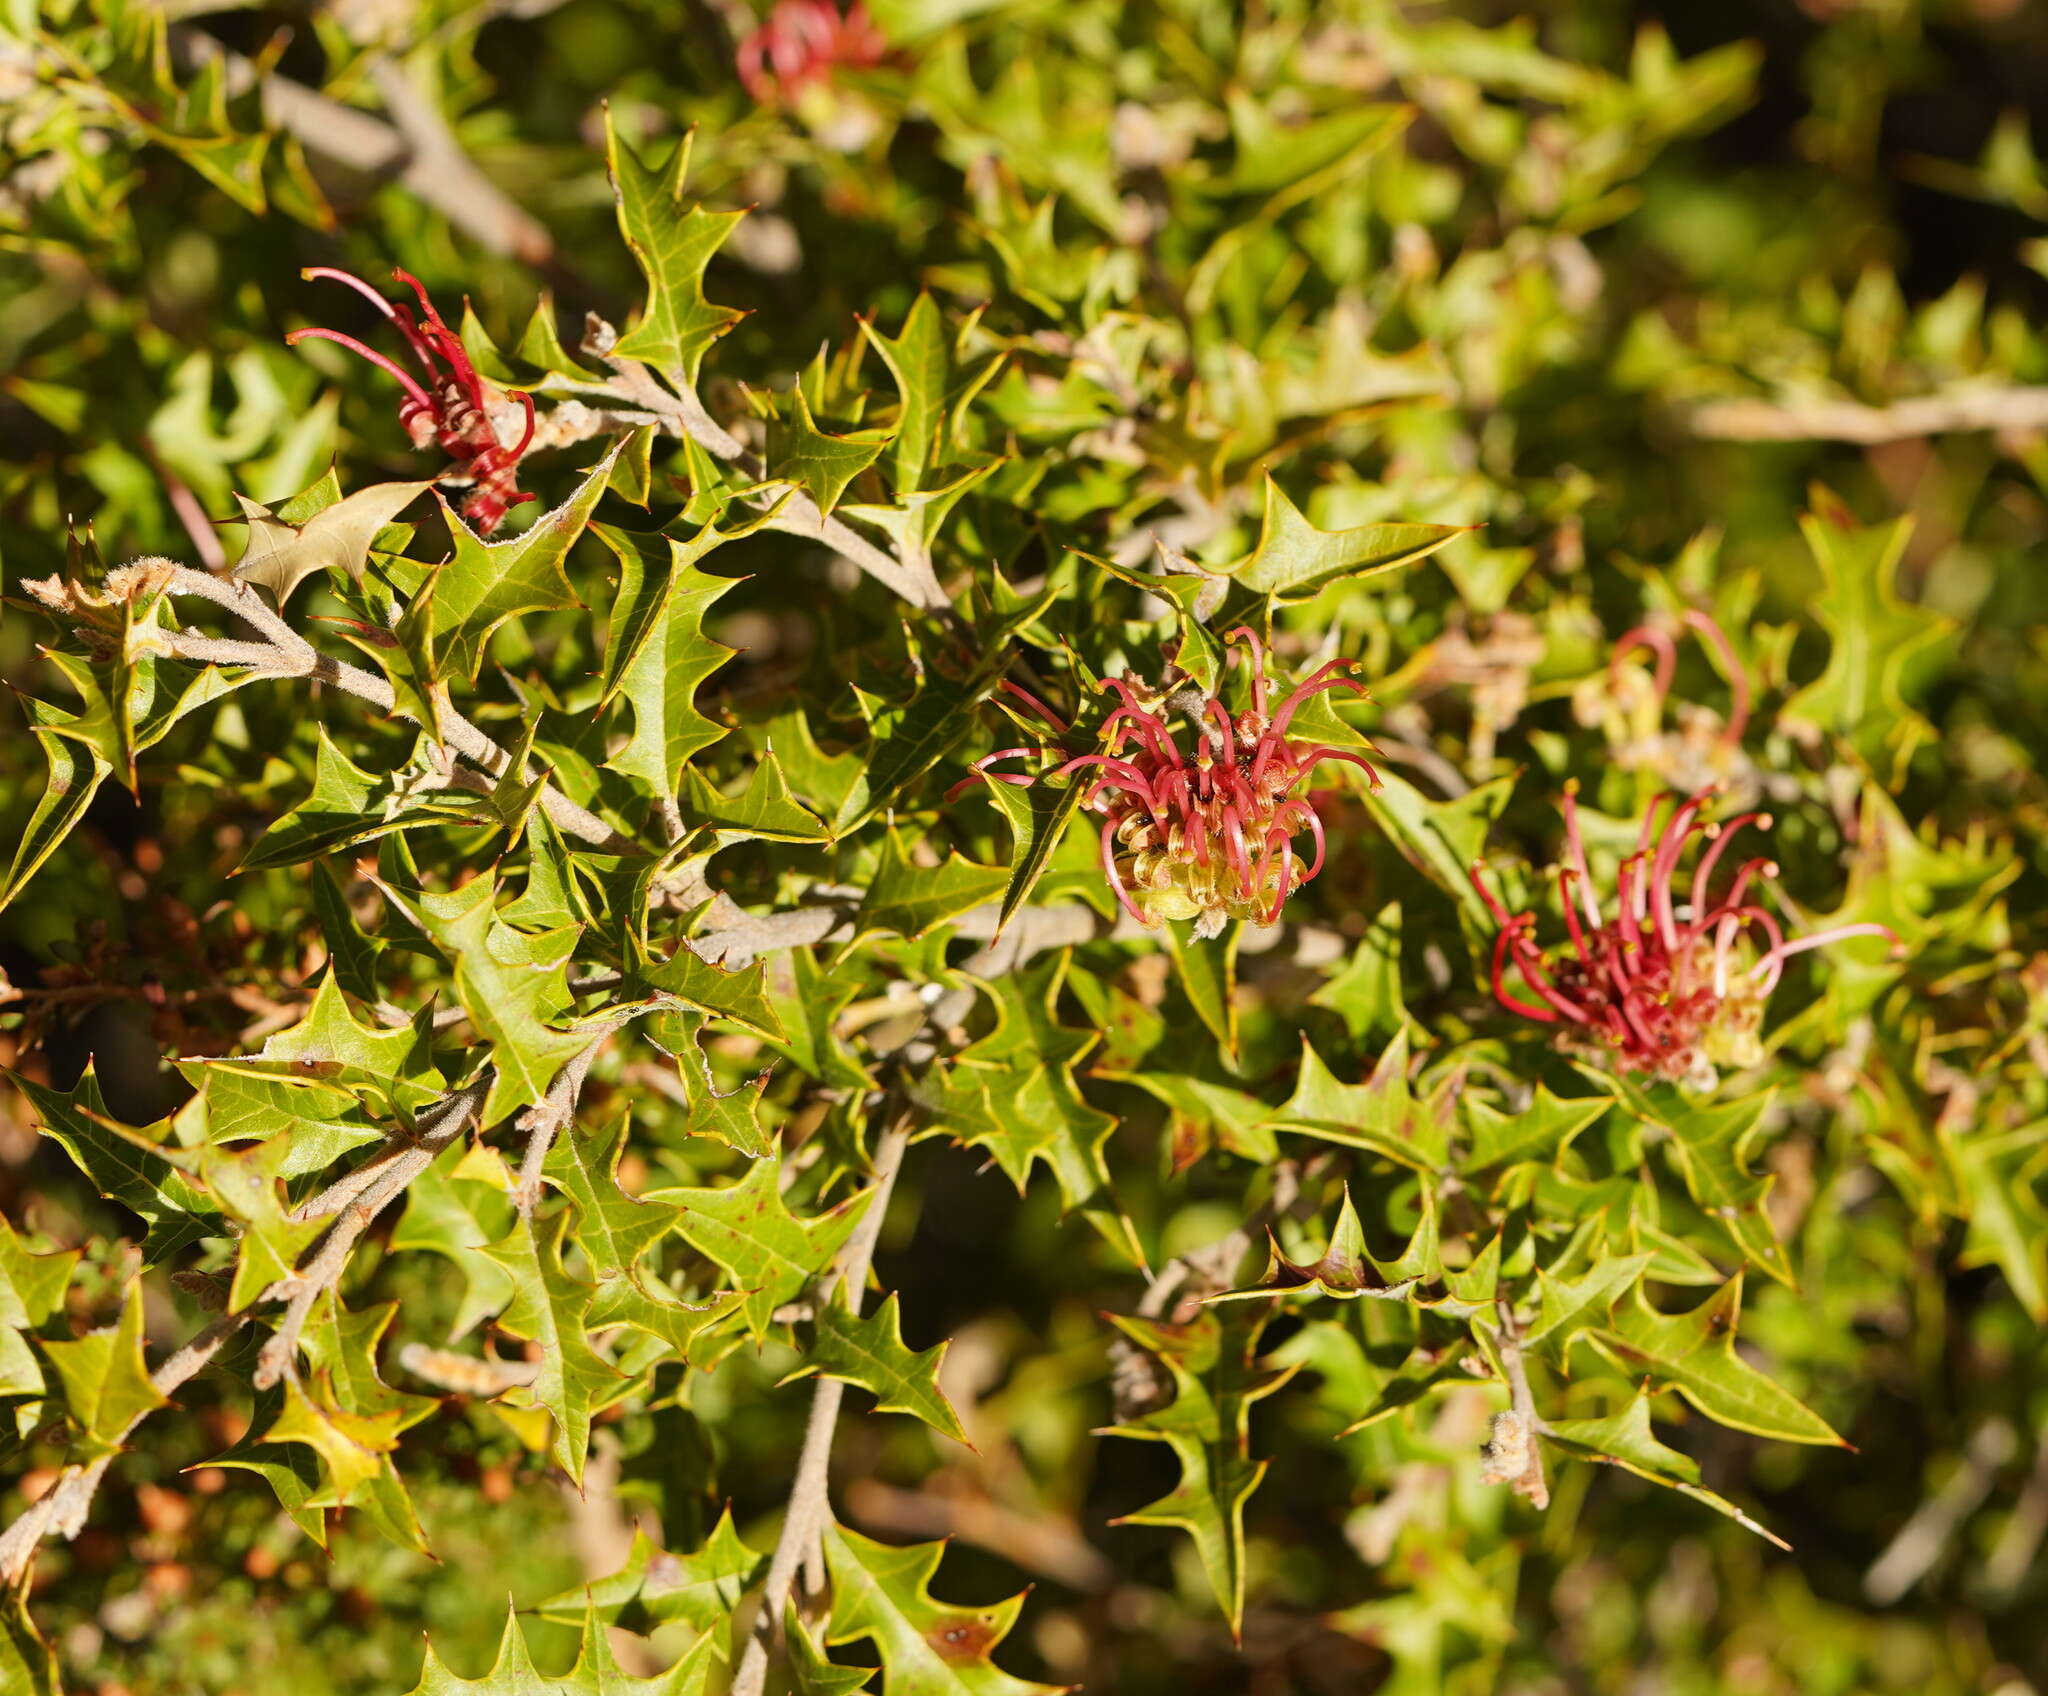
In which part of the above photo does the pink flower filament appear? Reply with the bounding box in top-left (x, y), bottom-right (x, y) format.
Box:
top-left (955, 631), bottom-right (1381, 938)
top-left (1471, 783), bottom-right (1900, 1085)
top-left (287, 267), bottom-right (536, 535)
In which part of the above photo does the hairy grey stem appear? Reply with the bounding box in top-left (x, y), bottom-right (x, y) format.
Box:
top-left (730, 1112), bottom-right (913, 1696)
top-left (149, 566), bottom-right (641, 854)
top-left (253, 1075), bottom-right (492, 1390)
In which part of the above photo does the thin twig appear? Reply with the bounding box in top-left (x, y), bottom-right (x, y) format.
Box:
top-left (0, 1312), bottom-right (248, 1585)
top-left (253, 1075), bottom-right (492, 1389)
top-left (135, 565), bottom-right (642, 854)
top-left (730, 1110), bottom-right (912, 1696)
top-left (512, 1018), bottom-right (633, 1212)
top-left (593, 356), bottom-right (950, 611)
top-left (1484, 1291), bottom-right (1550, 1511)
top-left (1684, 386), bottom-right (2048, 444)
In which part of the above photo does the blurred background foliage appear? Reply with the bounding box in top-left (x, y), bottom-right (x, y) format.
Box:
top-left (3, 0), bottom-right (2048, 1693)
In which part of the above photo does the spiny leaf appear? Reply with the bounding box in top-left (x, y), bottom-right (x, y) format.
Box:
top-left (1225, 476), bottom-right (1469, 600)
top-left (408, 1598), bottom-right (716, 1694)
top-left (1781, 489), bottom-right (1953, 779)
top-left (603, 115), bottom-right (747, 384)
top-left (822, 1522), bottom-right (1066, 1696)
top-left (1101, 1308), bottom-right (1295, 1637)
top-left (39, 1281), bottom-right (170, 1459)
top-left (651, 1158), bottom-right (875, 1338)
top-left (764, 385), bottom-right (894, 518)
top-left (538, 1511), bottom-right (763, 1633)
top-left (478, 1210), bottom-right (622, 1484)
top-left (593, 523), bottom-right (744, 806)
top-left (856, 831), bottom-right (1008, 940)
top-left (782, 1293), bottom-right (970, 1446)
top-left (1585, 1278), bottom-right (1845, 1445)
top-left (421, 446), bottom-right (620, 683)
top-left (1543, 1390), bottom-right (1791, 1550)
top-left (230, 480), bottom-right (432, 605)
top-left (544, 1107), bottom-right (683, 1281)
top-left (0, 698), bottom-right (111, 918)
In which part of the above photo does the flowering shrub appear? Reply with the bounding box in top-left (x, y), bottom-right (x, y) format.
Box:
top-left (2, 3), bottom-right (2045, 1695)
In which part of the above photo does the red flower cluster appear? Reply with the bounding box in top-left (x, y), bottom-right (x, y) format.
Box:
top-left (951, 630), bottom-right (1380, 937)
top-left (1471, 784), bottom-right (1896, 1086)
top-left (286, 267), bottom-right (536, 535)
top-left (735, 0), bottom-right (887, 103)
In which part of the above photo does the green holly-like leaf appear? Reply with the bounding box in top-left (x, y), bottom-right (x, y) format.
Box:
top-left (204, 1382), bottom-right (328, 1544)
top-left (822, 1522), bottom-right (1066, 1696)
top-left (858, 292), bottom-right (955, 491)
top-left (478, 1210), bottom-right (623, 1483)
top-left (384, 870), bottom-right (592, 1124)
top-left (39, 1281), bottom-right (171, 1460)
top-left (682, 752), bottom-right (830, 844)
top-left (1212, 1185), bottom-right (1450, 1307)
top-left (788, 1603), bottom-right (877, 1695)
top-left (651, 1158), bottom-right (875, 1338)
top-left (539, 1510), bottom-right (763, 1635)
top-left (392, 1141), bottom-right (520, 1339)
top-left (975, 760), bottom-right (1085, 938)
top-left (593, 524), bottom-right (744, 806)
top-left (0, 1214), bottom-right (80, 1331)
top-left (421, 446), bottom-right (621, 683)
top-left (1361, 770), bottom-right (1513, 930)
top-left (1460, 1082), bottom-right (1615, 1173)
top-left (294, 1295), bottom-right (436, 1550)
top-left (13, 1068), bottom-right (221, 1263)
top-left (250, 972), bottom-right (446, 1117)
top-left (764, 386), bottom-right (894, 518)
top-left (1951, 1116), bottom-right (2048, 1322)
top-left (855, 831), bottom-right (1009, 940)
top-left (231, 480), bottom-right (432, 605)
top-left (0, 697), bottom-right (111, 918)
top-left (1101, 1308), bottom-right (1296, 1636)
top-left (1780, 489), bottom-right (1953, 779)
top-left (1264, 1028), bottom-right (1451, 1170)
top-left (642, 944), bottom-right (784, 1042)
top-left (263, 1374), bottom-right (403, 1503)
top-left (1224, 477), bottom-right (1468, 600)
top-left (833, 670), bottom-right (986, 836)
top-left (1613, 1079), bottom-right (1791, 1285)
top-left (545, 1107), bottom-right (683, 1281)
top-left (1543, 1390), bottom-right (1790, 1550)
top-left (603, 115), bottom-right (748, 384)
top-left (408, 1598), bottom-right (716, 1694)
top-left (1306, 901), bottom-right (1412, 1048)
top-left (1584, 1278), bottom-right (1844, 1445)
top-left (239, 729), bottom-right (476, 872)
top-left (783, 1293), bottom-right (970, 1446)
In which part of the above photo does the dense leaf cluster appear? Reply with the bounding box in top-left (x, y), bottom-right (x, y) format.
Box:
top-left (2, 1), bottom-right (2046, 1692)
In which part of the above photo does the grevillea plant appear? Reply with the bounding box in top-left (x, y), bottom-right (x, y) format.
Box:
top-left (951, 631), bottom-right (1379, 935)
top-left (2, 5), bottom-right (2041, 1696)
top-left (1471, 785), bottom-right (1900, 1087)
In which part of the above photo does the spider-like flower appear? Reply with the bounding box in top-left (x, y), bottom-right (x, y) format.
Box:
top-left (1575, 608), bottom-right (1753, 793)
top-left (1470, 784), bottom-right (1898, 1088)
top-left (735, 0), bottom-right (887, 103)
top-left (285, 267), bottom-right (536, 535)
top-left (950, 630), bottom-right (1380, 939)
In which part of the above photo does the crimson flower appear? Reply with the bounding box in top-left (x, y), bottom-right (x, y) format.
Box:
top-left (735, 0), bottom-right (887, 103)
top-left (285, 267), bottom-right (536, 535)
top-left (950, 630), bottom-right (1380, 938)
top-left (1470, 784), bottom-right (1898, 1087)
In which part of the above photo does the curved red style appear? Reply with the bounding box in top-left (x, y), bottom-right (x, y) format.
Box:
top-left (286, 267), bottom-right (536, 535)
